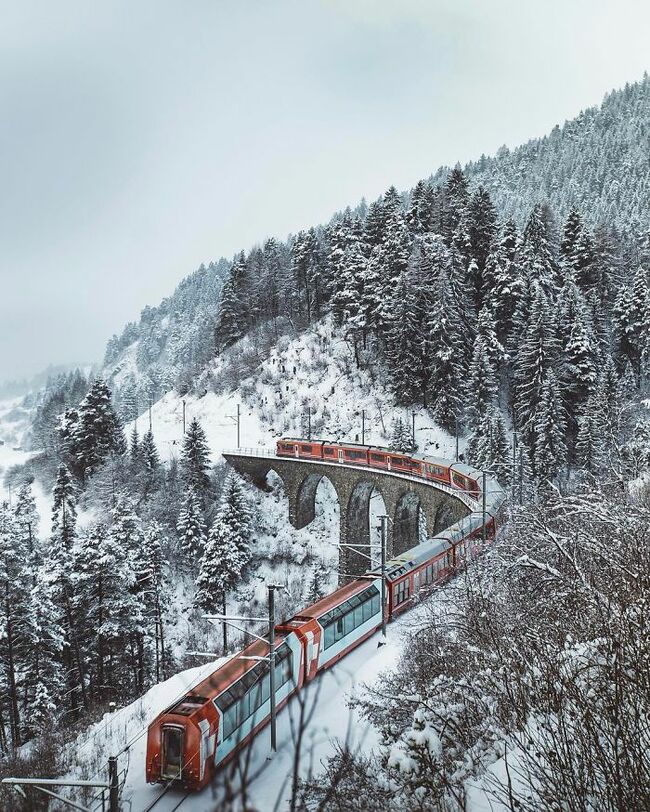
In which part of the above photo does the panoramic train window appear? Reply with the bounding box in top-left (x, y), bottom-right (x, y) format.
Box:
top-left (320, 585), bottom-right (380, 650)
top-left (345, 449), bottom-right (366, 460)
top-left (394, 579), bottom-right (410, 606)
top-left (370, 453), bottom-right (386, 462)
top-left (301, 445), bottom-right (313, 453)
top-left (323, 447), bottom-right (335, 455)
top-left (162, 727), bottom-right (183, 779)
top-left (280, 443), bottom-right (294, 451)
top-left (215, 644), bottom-right (293, 739)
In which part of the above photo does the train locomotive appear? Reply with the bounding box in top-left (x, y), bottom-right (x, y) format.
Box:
top-left (146, 439), bottom-right (504, 791)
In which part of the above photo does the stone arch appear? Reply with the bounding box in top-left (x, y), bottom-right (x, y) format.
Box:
top-left (345, 480), bottom-right (377, 575)
top-left (295, 472), bottom-right (339, 530)
top-left (393, 490), bottom-right (421, 555)
top-left (432, 500), bottom-right (458, 534)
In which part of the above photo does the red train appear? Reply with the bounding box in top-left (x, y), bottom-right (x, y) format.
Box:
top-left (145, 440), bottom-right (504, 791)
top-left (276, 437), bottom-right (482, 498)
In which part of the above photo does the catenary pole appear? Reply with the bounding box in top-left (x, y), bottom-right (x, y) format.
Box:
top-left (267, 584), bottom-right (280, 752)
top-left (379, 516), bottom-right (388, 641)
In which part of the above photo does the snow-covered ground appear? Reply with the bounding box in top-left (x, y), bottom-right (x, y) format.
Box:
top-left (127, 318), bottom-right (462, 466)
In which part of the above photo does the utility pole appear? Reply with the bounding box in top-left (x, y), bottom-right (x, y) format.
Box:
top-left (411, 411), bottom-right (416, 451)
top-left (361, 409), bottom-right (366, 445)
top-left (148, 397), bottom-right (152, 433)
top-left (237, 403), bottom-right (241, 448)
top-left (267, 583), bottom-right (284, 752)
top-left (455, 416), bottom-right (459, 462)
top-left (182, 399), bottom-right (186, 435)
top-left (306, 406), bottom-right (312, 441)
top-left (482, 471), bottom-right (488, 542)
top-left (378, 516), bottom-right (388, 641)
top-left (108, 757), bottom-right (119, 812)
top-left (512, 431), bottom-right (517, 500)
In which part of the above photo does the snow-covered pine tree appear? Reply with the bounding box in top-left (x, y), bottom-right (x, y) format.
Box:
top-left (24, 570), bottom-right (65, 736)
top-left (512, 287), bottom-right (559, 445)
top-left (389, 417), bottom-right (414, 453)
top-left (72, 379), bottom-right (125, 480)
top-left (177, 486), bottom-right (208, 563)
top-left (476, 306), bottom-right (507, 371)
top-left (180, 417), bottom-right (211, 501)
top-left (130, 423), bottom-right (141, 465)
top-left (575, 397), bottom-right (606, 476)
top-left (483, 219), bottom-right (523, 343)
top-left (384, 265), bottom-right (429, 405)
top-left (195, 472), bottom-right (253, 617)
top-left (558, 282), bottom-right (599, 432)
top-left (47, 465), bottom-right (88, 715)
top-left (442, 167), bottom-right (470, 241)
top-left (75, 522), bottom-right (139, 703)
top-left (427, 268), bottom-right (468, 431)
top-left (521, 203), bottom-right (559, 296)
top-left (138, 520), bottom-right (169, 681)
top-left (14, 482), bottom-right (39, 579)
top-left (469, 406), bottom-right (511, 485)
top-left (466, 186), bottom-right (498, 307)
top-left (465, 336), bottom-right (498, 432)
top-left (0, 504), bottom-right (31, 746)
top-left (533, 372), bottom-right (568, 485)
top-left (215, 261), bottom-right (247, 351)
top-left (406, 179), bottom-right (434, 236)
top-left (140, 428), bottom-right (161, 478)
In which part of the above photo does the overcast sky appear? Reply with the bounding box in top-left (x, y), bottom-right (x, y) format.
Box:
top-left (1, 0), bottom-right (649, 381)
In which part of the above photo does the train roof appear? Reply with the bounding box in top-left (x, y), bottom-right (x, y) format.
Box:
top-left (289, 576), bottom-right (380, 622)
top-left (162, 631), bottom-right (291, 718)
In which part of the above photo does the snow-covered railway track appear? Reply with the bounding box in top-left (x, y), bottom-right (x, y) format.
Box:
top-left (141, 784), bottom-right (191, 812)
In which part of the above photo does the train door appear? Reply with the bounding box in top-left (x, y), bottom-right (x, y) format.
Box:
top-left (161, 725), bottom-right (184, 780)
top-left (294, 445), bottom-right (300, 458)
top-left (338, 449), bottom-right (344, 463)
top-left (387, 456), bottom-right (391, 471)
top-left (413, 571), bottom-right (420, 595)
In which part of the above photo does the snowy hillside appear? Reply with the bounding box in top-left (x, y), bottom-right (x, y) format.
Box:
top-left (130, 316), bottom-right (461, 465)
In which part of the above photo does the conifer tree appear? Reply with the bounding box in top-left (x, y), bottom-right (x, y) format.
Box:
top-left (427, 269), bottom-right (467, 431)
top-left (389, 417), bottom-right (414, 453)
top-left (72, 379), bottom-right (125, 480)
top-left (476, 306), bottom-right (507, 370)
top-left (47, 465), bottom-right (87, 714)
top-left (180, 417), bottom-right (211, 500)
top-left (75, 522), bottom-right (139, 703)
top-left (575, 399), bottom-right (606, 475)
top-left (130, 423), bottom-right (141, 465)
top-left (24, 571), bottom-right (65, 736)
top-left (533, 373), bottom-right (567, 484)
top-left (521, 204), bottom-right (558, 295)
top-left (466, 186), bottom-right (498, 305)
top-left (195, 472), bottom-right (253, 614)
top-left (513, 287), bottom-right (558, 442)
top-left (0, 505), bottom-right (30, 746)
top-left (465, 336), bottom-right (498, 431)
top-left (139, 521), bottom-right (169, 681)
top-left (406, 179), bottom-right (434, 235)
top-left (177, 487), bottom-right (208, 562)
top-left (141, 429), bottom-right (160, 474)
top-left (483, 220), bottom-right (523, 342)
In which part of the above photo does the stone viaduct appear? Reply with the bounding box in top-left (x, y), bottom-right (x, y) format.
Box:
top-left (223, 452), bottom-right (471, 577)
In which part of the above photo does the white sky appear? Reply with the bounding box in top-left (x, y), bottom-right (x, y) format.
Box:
top-left (1, 0), bottom-right (649, 381)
